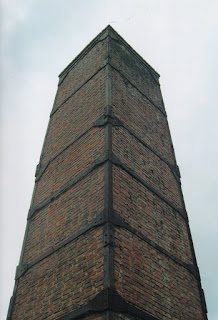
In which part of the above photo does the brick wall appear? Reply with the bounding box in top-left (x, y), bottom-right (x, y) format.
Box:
top-left (41, 69), bottom-right (106, 164)
top-left (34, 128), bottom-right (105, 206)
top-left (111, 69), bottom-right (175, 164)
top-left (23, 167), bottom-right (104, 264)
top-left (113, 166), bottom-right (193, 263)
top-left (54, 38), bottom-right (107, 110)
top-left (114, 228), bottom-right (204, 320)
top-left (12, 228), bottom-right (104, 320)
top-left (10, 28), bottom-right (109, 320)
top-left (110, 37), bottom-right (164, 111)
top-left (113, 127), bottom-right (182, 207)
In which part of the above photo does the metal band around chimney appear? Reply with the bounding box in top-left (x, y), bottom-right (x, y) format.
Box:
top-left (110, 153), bottom-right (187, 221)
top-left (30, 151), bottom-right (187, 223)
top-left (29, 154), bottom-right (107, 219)
top-left (35, 114), bottom-right (108, 181)
top-left (53, 64), bottom-right (108, 116)
top-left (16, 207), bottom-right (199, 283)
top-left (35, 113), bottom-right (180, 188)
top-left (55, 288), bottom-right (161, 320)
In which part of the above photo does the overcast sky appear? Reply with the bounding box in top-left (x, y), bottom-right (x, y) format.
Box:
top-left (1, 1), bottom-right (218, 319)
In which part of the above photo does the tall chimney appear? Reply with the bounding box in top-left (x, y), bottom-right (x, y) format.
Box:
top-left (7, 25), bottom-right (207, 320)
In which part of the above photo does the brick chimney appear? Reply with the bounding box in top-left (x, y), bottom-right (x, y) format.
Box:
top-left (7, 25), bottom-right (207, 320)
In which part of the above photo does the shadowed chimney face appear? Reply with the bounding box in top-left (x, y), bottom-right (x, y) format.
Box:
top-left (8, 26), bottom-right (207, 320)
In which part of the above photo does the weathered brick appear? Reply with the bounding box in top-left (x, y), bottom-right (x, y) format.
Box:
top-left (41, 69), bottom-right (106, 164)
top-left (113, 165), bottom-right (193, 264)
top-left (34, 128), bottom-right (104, 206)
top-left (12, 228), bottom-right (104, 320)
top-left (23, 166), bottom-right (104, 264)
top-left (110, 37), bottom-right (164, 111)
top-left (54, 38), bottom-right (107, 110)
top-left (113, 127), bottom-right (182, 208)
top-left (114, 228), bottom-right (204, 320)
top-left (111, 69), bottom-right (175, 164)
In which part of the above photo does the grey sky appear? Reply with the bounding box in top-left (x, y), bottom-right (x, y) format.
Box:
top-left (1, 1), bottom-right (218, 319)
